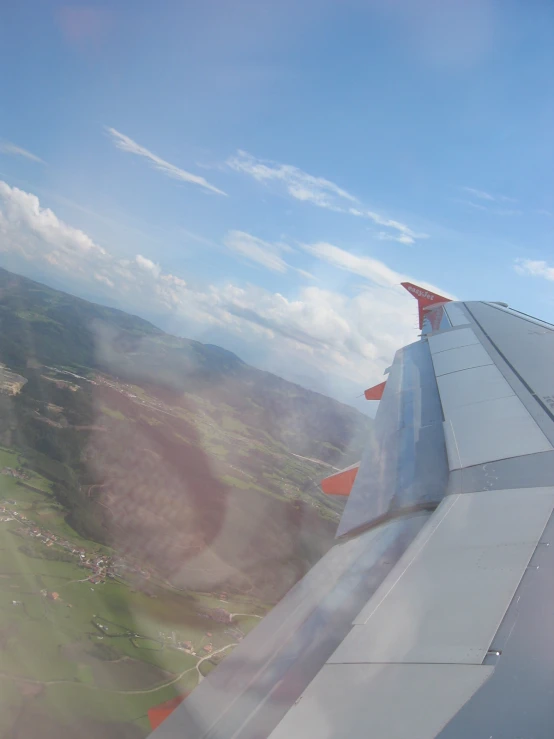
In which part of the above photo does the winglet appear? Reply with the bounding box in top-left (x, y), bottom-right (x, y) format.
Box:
top-left (321, 462), bottom-right (360, 496)
top-left (401, 282), bottom-right (451, 329)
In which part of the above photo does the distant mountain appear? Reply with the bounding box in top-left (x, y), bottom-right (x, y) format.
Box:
top-left (0, 267), bottom-right (371, 464)
top-left (0, 267), bottom-right (372, 600)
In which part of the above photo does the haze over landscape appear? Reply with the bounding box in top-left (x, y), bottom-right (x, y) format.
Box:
top-left (0, 266), bottom-right (371, 735)
top-left (0, 1), bottom-right (553, 736)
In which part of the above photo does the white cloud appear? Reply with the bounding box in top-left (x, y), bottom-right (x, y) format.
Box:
top-left (227, 150), bottom-right (426, 244)
top-left (95, 273), bottom-right (115, 288)
top-left (135, 253), bottom-right (161, 278)
top-left (514, 258), bottom-right (554, 282)
top-left (211, 281), bottom-right (420, 384)
top-left (0, 141), bottom-right (45, 164)
top-left (160, 273), bottom-right (187, 288)
top-left (0, 181), bottom-right (184, 298)
top-left (106, 127), bottom-right (226, 196)
top-left (0, 181), bottom-right (106, 271)
top-left (375, 231), bottom-right (413, 245)
top-left (224, 230), bottom-right (289, 273)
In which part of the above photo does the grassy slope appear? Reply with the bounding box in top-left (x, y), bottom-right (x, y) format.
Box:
top-left (0, 466), bottom-right (269, 734)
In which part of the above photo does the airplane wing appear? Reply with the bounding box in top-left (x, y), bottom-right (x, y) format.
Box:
top-left (150, 287), bottom-right (554, 739)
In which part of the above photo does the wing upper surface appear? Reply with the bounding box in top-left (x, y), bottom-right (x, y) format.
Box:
top-left (150, 296), bottom-right (554, 739)
top-left (269, 298), bottom-right (554, 739)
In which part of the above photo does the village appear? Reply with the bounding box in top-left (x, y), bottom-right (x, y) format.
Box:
top-left (0, 491), bottom-right (118, 585)
top-left (1, 462), bottom-right (256, 677)
top-left (1, 493), bottom-right (246, 639)
top-left (1, 466), bottom-right (31, 481)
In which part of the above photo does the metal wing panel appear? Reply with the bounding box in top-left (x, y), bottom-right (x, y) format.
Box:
top-left (336, 339), bottom-right (448, 538)
top-left (267, 299), bottom-right (554, 738)
top-left (443, 302), bottom-right (470, 327)
top-left (465, 300), bottom-right (554, 437)
top-left (268, 664), bottom-right (494, 739)
top-left (437, 510), bottom-right (554, 739)
top-left (427, 311), bottom-right (554, 470)
top-left (329, 488), bottom-right (554, 665)
top-left (428, 327), bottom-right (480, 353)
top-left (431, 342), bottom-right (493, 376)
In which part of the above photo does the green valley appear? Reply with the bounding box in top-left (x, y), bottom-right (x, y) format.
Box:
top-left (0, 267), bottom-right (372, 736)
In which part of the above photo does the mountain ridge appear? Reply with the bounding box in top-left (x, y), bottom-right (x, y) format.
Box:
top-left (0, 266), bottom-right (368, 424)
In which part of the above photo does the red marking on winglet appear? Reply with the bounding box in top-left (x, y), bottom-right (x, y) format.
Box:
top-left (320, 463), bottom-right (360, 496)
top-left (401, 282), bottom-right (451, 329)
top-left (364, 381), bottom-right (386, 401)
top-left (148, 695), bottom-right (188, 730)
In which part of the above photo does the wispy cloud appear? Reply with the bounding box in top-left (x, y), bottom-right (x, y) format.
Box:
top-left (514, 258), bottom-right (554, 282)
top-left (350, 209), bottom-right (427, 244)
top-left (223, 229), bottom-right (315, 279)
top-left (462, 186), bottom-right (516, 203)
top-left (455, 195), bottom-right (522, 216)
top-left (226, 150), bottom-right (357, 210)
top-left (227, 150), bottom-right (426, 244)
top-left (0, 141), bottom-right (45, 164)
top-left (301, 241), bottom-right (405, 288)
top-left (301, 241), bottom-right (453, 299)
top-left (224, 230), bottom-right (290, 273)
top-left (106, 127), bottom-right (226, 196)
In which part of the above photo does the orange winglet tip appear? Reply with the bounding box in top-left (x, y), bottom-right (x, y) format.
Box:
top-left (364, 381), bottom-right (386, 400)
top-left (401, 282), bottom-right (451, 329)
top-left (320, 462), bottom-right (360, 496)
top-left (148, 695), bottom-right (188, 730)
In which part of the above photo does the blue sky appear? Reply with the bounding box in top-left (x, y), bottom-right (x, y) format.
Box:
top-left (0, 0), bottom-right (553, 410)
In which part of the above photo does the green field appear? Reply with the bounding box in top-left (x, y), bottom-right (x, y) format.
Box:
top-left (0, 451), bottom-right (268, 737)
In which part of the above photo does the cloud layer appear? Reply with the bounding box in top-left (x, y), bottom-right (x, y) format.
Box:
top-left (0, 181), bottom-right (444, 395)
top-left (107, 127), bottom-right (226, 196)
